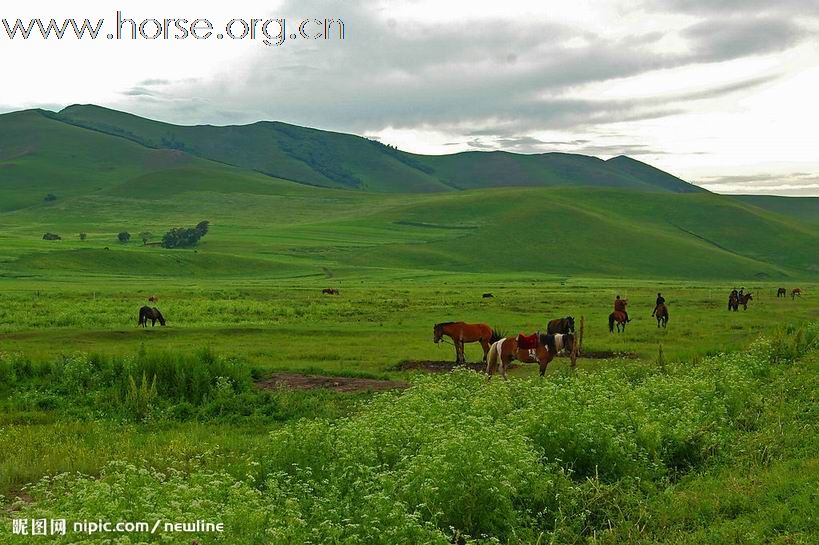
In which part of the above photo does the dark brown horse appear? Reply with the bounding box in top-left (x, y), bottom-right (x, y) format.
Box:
top-left (609, 311), bottom-right (628, 333)
top-left (322, 288), bottom-right (339, 295)
top-left (777, 288), bottom-right (787, 298)
top-left (486, 333), bottom-right (576, 379)
top-left (547, 316), bottom-right (575, 335)
top-left (792, 288), bottom-right (802, 300)
top-left (729, 292), bottom-right (753, 311)
top-left (138, 306), bottom-right (166, 327)
top-left (433, 322), bottom-right (501, 364)
top-left (655, 303), bottom-right (669, 328)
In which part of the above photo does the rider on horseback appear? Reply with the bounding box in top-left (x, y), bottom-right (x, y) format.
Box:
top-left (651, 292), bottom-right (665, 317)
top-left (614, 295), bottom-right (631, 322)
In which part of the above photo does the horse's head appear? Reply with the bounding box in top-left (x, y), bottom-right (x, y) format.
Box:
top-left (433, 323), bottom-right (443, 343)
top-left (565, 316), bottom-right (576, 332)
top-left (746, 293), bottom-right (753, 300)
top-left (154, 308), bottom-right (166, 326)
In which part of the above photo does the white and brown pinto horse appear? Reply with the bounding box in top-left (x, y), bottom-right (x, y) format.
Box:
top-left (486, 332), bottom-right (577, 379)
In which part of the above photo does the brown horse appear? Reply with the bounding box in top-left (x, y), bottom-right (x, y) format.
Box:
top-left (547, 316), bottom-right (575, 334)
top-left (777, 288), bottom-right (787, 298)
top-left (486, 333), bottom-right (576, 379)
top-left (433, 322), bottom-right (500, 364)
top-left (138, 306), bottom-right (166, 327)
top-left (792, 288), bottom-right (802, 300)
top-left (655, 303), bottom-right (669, 328)
top-left (609, 311), bottom-right (628, 333)
top-left (322, 288), bottom-right (340, 295)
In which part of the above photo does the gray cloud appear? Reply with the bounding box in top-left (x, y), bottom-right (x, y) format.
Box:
top-left (112, 0), bottom-right (812, 141)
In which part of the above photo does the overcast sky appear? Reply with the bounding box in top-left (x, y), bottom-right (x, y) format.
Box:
top-left (3, 0), bottom-right (819, 195)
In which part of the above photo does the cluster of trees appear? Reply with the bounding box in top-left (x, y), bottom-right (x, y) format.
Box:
top-left (44, 221), bottom-right (209, 248)
top-left (161, 221), bottom-right (209, 249)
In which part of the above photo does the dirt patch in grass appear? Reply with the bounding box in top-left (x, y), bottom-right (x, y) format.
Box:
top-left (256, 373), bottom-right (408, 393)
top-left (395, 360), bottom-right (518, 373)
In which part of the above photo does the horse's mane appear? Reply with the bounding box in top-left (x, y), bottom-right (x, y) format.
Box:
top-left (434, 321), bottom-right (456, 328)
top-left (489, 328), bottom-right (506, 343)
top-left (539, 333), bottom-right (557, 354)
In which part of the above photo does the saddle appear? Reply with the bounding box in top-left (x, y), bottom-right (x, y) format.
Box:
top-left (516, 333), bottom-right (539, 350)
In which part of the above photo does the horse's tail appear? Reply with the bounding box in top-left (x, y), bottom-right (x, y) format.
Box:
top-left (486, 340), bottom-right (501, 376)
top-left (608, 313), bottom-right (615, 333)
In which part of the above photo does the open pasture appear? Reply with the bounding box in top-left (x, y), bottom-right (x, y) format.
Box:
top-left (1, 278), bottom-right (815, 374)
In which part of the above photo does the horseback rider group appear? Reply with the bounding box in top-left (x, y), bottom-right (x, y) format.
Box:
top-left (611, 292), bottom-right (666, 320)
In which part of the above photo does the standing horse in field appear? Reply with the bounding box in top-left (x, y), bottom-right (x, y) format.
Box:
top-left (792, 288), bottom-right (802, 300)
top-left (547, 316), bottom-right (575, 335)
top-left (729, 292), bottom-right (753, 310)
top-left (655, 303), bottom-right (669, 328)
top-left (609, 311), bottom-right (628, 333)
top-left (138, 306), bottom-right (166, 327)
top-left (486, 332), bottom-right (576, 379)
top-left (433, 322), bottom-right (501, 364)
top-left (777, 288), bottom-right (787, 298)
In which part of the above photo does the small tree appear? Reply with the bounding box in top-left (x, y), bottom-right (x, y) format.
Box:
top-left (79, 233), bottom-right (87, 241)
top-left (117, 231), bottom-right (131, 243)
top-left (139, 232), bottom-right (152, 245)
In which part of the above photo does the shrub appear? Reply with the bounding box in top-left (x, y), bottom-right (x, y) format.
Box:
top-left (42, 232), bottom-right (61, 240)
top-left (117, 231), bottom-right (131, 243)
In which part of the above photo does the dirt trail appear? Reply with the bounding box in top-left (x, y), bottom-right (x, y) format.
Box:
top-left (256, 373), bottom-right (408, 393)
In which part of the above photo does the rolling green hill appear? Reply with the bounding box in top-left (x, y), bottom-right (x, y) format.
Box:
top-left (734, 195), bottom-right (819, 226)
top-left (56, 105), bottom-right (702, 193)
top-left (1, 106), bottom-right (817, 281)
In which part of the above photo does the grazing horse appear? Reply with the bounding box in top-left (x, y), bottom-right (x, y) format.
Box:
top-left (486, 333), bottom-right (576, 379)
top-left (777, 288), bottom-right (787, 298)
top-left (322, 288), bottom-right (339, 295)
top-left (138, 306), bottom-right (166, 327)
top-left (792, 288), bottom-right (802, 300)
top-left (433, 322), bottom-right (500, 364)
top-left (609, 311), bottom-right (628, 333)
top-left (655, 303), bottom-right (669, 328)
top-left (547, 316), bottom-right (575, 335)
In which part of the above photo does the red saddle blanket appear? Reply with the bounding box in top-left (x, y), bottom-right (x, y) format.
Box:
top-left (516, 333), bottom-right (539, 350)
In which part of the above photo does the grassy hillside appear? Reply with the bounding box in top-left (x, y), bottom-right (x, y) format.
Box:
top-left (1, 107), bottom-right (817, 280)
top-left (56, 104), bottom-right (702, 193)
top-left (735, 195), bottom-right (819, 225)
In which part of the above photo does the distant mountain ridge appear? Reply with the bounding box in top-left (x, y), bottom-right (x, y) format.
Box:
top-left (52, 104), bottom-right (704, 194)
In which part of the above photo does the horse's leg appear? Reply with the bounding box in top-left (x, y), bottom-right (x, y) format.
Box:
top-left (480, 338), bottom-right (490, 362)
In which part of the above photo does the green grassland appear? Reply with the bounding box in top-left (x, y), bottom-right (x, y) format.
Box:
top-left (1, 106), bottom-right (819, 543)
